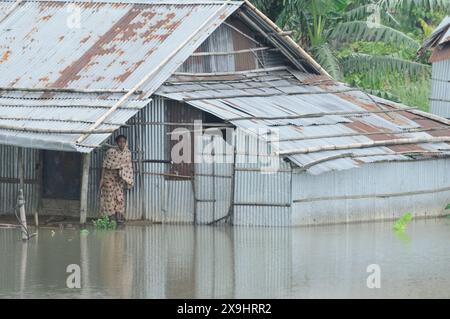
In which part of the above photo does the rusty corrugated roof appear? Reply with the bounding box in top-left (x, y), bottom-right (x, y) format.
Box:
top-left (157, 69), bottom-right (450, 175)
top-left (0, 0), bottom-right (241, 152)
top-left (0, 0), bottom-right (241, 91)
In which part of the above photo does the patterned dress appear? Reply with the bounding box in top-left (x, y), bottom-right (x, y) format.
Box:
top-left (100, 147), bottom-right (134, 217)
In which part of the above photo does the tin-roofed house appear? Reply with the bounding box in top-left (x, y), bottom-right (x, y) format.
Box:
top-left (2, 0), bottom-right (450, 227)
top-left (419, 16), bottom-right (450, 118)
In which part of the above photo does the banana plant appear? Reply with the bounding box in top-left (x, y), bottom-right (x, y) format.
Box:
top-left (251, 0), bottom-right (450, 104)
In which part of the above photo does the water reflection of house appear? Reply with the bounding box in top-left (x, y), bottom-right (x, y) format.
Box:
top-left (419, 16), bottom-right (450, 119)
top-left (1, 0), bottom-right (450, 227)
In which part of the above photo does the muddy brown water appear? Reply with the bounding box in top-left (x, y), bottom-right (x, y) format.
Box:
top-left (1, 218), bottom-right (450, 298)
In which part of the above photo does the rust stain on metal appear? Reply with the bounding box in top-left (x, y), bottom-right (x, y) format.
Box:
top-left (430, 44), bottom-right (450, 63)
top-left (142, 9), bottom-right (193, 44)
top-left (114, 59), bottom-right (144, 83)
top-left (345, 120), bottom-right (426, 153)
top-left (0, 49), bottom-right (11, 64)
top-left (40, 14), bottom-right (52, 21)
top-left (50, 5), bottom-right (143, 88)
top-left (38, 76), bottom-right (50, 84)
top-left (80, 35), bottom-right (91, 45)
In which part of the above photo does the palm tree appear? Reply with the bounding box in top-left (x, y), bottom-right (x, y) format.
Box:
top-left (252, 0), bottom-right (450, 103)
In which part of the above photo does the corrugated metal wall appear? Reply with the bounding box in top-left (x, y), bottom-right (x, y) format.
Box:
top-left (195, 134), bottom-right (234, 224)
top-left (292, 158), bottom-right (450, 226)
top-left (232, 129), bottom-right (292, 227)
top-left (430, 59), bottom-right (450, 118)
top-left (0, 145), bottom-right (39, 216)
top-left (178, 19), bottom-right (287, 73)
top-left (88, 96), bottom-right (195, 223)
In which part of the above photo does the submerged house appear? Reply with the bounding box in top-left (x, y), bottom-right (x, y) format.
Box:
top-left (419, 16), bottom-right (450, 119)
top-left (2, 0), bottom-right (450, 227)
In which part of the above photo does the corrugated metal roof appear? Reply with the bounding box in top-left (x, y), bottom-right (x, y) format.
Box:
top-left (419, 16), bottom-right (450, 59)
top-left (157, 69), bottom-right (450, 175)
top-left (0, 90), bottom-right (149, 152)
top-left (0, 0), bottom-right (241, 152)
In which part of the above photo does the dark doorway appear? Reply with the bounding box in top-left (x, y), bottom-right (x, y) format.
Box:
top-left (43, 151), bottom-right (82, 200)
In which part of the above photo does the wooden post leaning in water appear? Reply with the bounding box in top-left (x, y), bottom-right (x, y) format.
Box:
top-left (80, 153), bottom-right (91, 226)
top-left (17, 147), bottom-right (28, 241)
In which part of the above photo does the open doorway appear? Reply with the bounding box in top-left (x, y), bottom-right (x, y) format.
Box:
top-left (41, 151), bottom-right (82, 216)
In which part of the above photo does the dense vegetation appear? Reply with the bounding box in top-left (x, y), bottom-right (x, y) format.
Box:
top-left (252, 0), bottom-right (450, 111)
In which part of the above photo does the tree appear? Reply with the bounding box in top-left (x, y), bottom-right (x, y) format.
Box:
top-left (252, 0), bottom-right (450, 107)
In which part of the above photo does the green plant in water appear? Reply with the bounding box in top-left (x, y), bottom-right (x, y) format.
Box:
top-left (80, 229), bottom-right (90, 236)
top-left (393, 212), bottom-right (413, 232)
top-left (93, 216), bottom-right (117, 230)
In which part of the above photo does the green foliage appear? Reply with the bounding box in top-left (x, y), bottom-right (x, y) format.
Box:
top-left (342, 53), bottom-right (430, 78)
top-left (93, 215), bottom-right (117, 230)
top-left (331, 21), bottom-right (420, 49)
top-left (393, 212), bottom-right (413, 232)
top-left (344, 71), bottom-right (431, 111)
top-left (251, 0), bottom-right (447, 109)
top-left (311, 43), bottom-right (343, 79)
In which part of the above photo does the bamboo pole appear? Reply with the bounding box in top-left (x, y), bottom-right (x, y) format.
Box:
top-left (17, 148), bottom-right (28, 241)
top-left (293, 185), bottom-right (450, 203)
top-left (275, 126), bottom-right (450, 143)
top-left (277, 136), bottom-right (450, 156)
top-left (0, 103), bottom-right (143, 110)
top-left (236, 10), bottom-right (308, 73)
top-left (0, 86), bottom-right (143, 95)
top-left (211, 135), bottom-right (216, 223)
top-left (181, 87), bottom-right (360, 101)
top-left (228, 139), bottom-right (237, 225)
top-left (76, 1), bottom-right (233, 145)
top-left (137, 144), bottom-right (145, 220)
top-left (0, 125), bottom-right (118, 134)
top-left (141, 171), bottom-right (193, 179)
top-left (0, 116), bottom-right (125, 126)
top-left (167, 68), bottom-right (293, 84)
top-left (298, 151), bottom-right (447, 172)
top-left (227, 107), bottom-right (417, 122)
top-left (191, 47), bottom-right (270, 57)
top-left (223, 21), bottom-right (263, 45)
top-left (173, 66), bottom-right (287, 77)
top-left (128, 121), bottom-right (233, 127)
top-left (242, 0), bottom-right (331, 77)
top-left (191, 161), bottom-right (198, 225)
top-left (79, 153), bottom-right (91, 226)
top-left (160, 79), bottom-right (297, 95)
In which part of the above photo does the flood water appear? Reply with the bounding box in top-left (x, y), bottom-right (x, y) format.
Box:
top-left (1, 218), bottom-right (450, 299)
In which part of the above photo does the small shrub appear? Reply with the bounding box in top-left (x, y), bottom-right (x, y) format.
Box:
top-left (393, 213), bottom-right (413, 232)
top-left (93, 215), bottom-right (117, 230)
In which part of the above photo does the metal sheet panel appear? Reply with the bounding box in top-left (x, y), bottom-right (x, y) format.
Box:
top-left (430, 60), bottom-right (450, 118)
top-left (292, 158), bottom-right (450, 226)
top-left (0, 145), bottom-right (39, 215)
top-left (0, 0), bottom-right (241, 152)
top-left (87, 96), bottom-right (197, 222)
top-left (158, 69), bottom-right (450, 175)
top-left (195, 134), bottom-right (233, 224)
top-left (0, 0), bottom-right (241, 91)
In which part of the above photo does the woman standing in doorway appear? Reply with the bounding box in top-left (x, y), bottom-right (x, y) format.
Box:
top-left (99, 135), bottom-right (134, 223)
